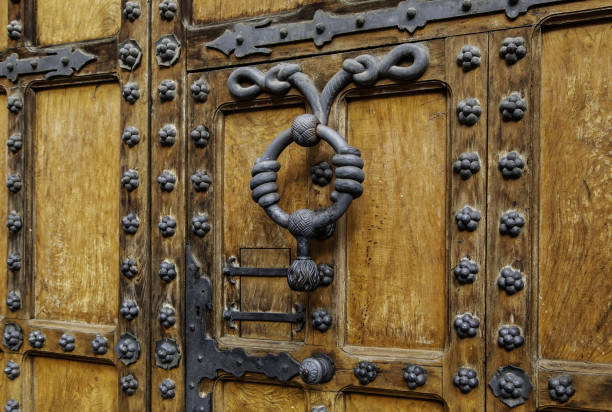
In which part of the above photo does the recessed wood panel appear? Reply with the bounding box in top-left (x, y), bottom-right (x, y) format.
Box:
top-left (193, 0), bottom-right (315, 24)
top-left (0, 94), bottom-right (7, 318)
top-left (33, 357), bottom-right (117, 411)
top-left (539, 22), bottom-right (612, 363)
top-left (222, 381), bottom-right (306, 411)
top-left (35, 84), bottom-right (120, 325)
top-left (37, 0), bottom-right (121, 46)
top-left (346, 91), bottom-right (447, 350)
top-left (344, 392), bottom-right (444, 412)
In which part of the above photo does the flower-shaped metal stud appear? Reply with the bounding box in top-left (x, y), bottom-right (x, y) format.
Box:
top-left (7, 20), bottom-right (22, 40)
top-left (457, 98), bottom-right (482, 126)
top-left (403, 364), bottom-right (426, 389)
top-left (118, 39), bottom-right (142, 71)
top-left (190, 79), bottom-right (210, 103)
top-left (498, 151), bottom-right (525, 179)
top-left (158, 79), bottom-right (176, 102)
top-left (115, 332), bottom-right (141, 366)
top-left (191, 170), bottom-right (211, 192)
top-left (4, 399), bottom-right (18, 412)
top-left (7, 96), bottom-right (22, 114)
top-left (500, 92), bottom-right (527, 121)
top-left (191, 213), bottom-right (210, 237)
top-left (158, 260), bottom-right (177, 283)
top-left (454, 258), bottom-right (478, 285)
top-left (454, 367), bottom-right (479, 393)
top-left (498, 266), bottom-right (525, 295)
top-left (190, 125), bottom-right (209, 148)
top-left (312, 309), bottom-right (332, 332)
top-left (548, 375), bottom-right (575, 403)
top-left (121, 257), bottom-right (138, 279)
top-left (7, 253), bottom-right (21, 271)
top-left (500, 37), bottom-right (526, 65)
top-left (500, 210), bottom-right (525, 237)
top-left (159, 216), bottom-right (176, 237)
top-left (455, 206), bottom-right (481, 232)
top-left (120, 300), bottom-right (139, 321)
top-left (453, 152), bottom-right (480, 180)
top-left (311, 161), bottom-right (333, 186)
top-left (123, 2), bottom-right (141, 22)
top-left (489, 365), bottom-right (533, 408)
top-left (6, 175), bottom-right (21, 193)
top-left (155, 338), bottom-right (181, 370)
top-left (121, 169), bottom-right (139, 192)
top-left (159, 0), bottom-right (178, 21)
top-left (354, 361), bottom-right (379, 385)
top-left (155, 34), bottom-right (181, 67)
top-left (157, 170), bottom-right (176, 192)
top-left (91, 335), bottom-right (108, 355)
top-left (498, 326), bottom-right (525, 351)
top-left (318, 263), bottom-right (334, 286)
top-left (120, 374), bottom-right (139, 395)
top-left (160, 378), bottom-right (176, 399)
top-left (122, 213), bottom-right (140, 234)
top-left (7, 134), bottom-right (22, 153)
top-left (122, 82), bottom-right (140, 104)
top-left (28, 330), bottom-right (45, 348)
top-left (6, 291), bottom-right (21, 311)
top-left (454, 312), bottom-right (479, 338)
top-left (159, 125), bottom-right (176, 147)
top-left (158, 306), bottom-right (176, 328)
top-left (6, 212), bottom-right (22, 233)
top-left (3, 360), bottom-right (19, 380)
top-left (122, 126), bottom-right (140, 147)
top-left (456, 45), bottom-right (481, 71)
top-left (2, 323), bottom-right (23, 351)
top-left (59, 333), bottom-right (75, 352)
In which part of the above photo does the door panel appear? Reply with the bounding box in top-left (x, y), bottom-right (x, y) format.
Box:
top-left (221, 381), bottom-right (307, 412)
top-left (344, 392), bottom-right (444, 412)
top-left (192, 0), bottom-right (316, 24)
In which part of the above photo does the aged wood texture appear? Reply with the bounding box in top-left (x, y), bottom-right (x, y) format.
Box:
top-left (0, 93), bottom-right (7, 319)
top-left (192, 0), bottom-right (315, 24)
top-left (0, 2), bottom-right (7, 50)
top-left (486, 27), bottom-right (534, 411)
top-left (344, 392), bottom-right (444, 412)
top-left (538, 21), bottom-right (611, 364)
top-left (345, 91), bottom-right (447, 350)
top-left (33, 357), bottom-right (118, 410)
top-left (34, 84), bottom-right (120, 326)
top-left (221, 381), bottom-right (306, 411)
top-left (444, 32), bottom-right (488, 412)
top-left (36, 0), bottom-right (121, 46)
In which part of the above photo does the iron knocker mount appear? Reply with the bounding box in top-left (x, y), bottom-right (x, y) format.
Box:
top-left (228, 43), bottom-right (430, 291)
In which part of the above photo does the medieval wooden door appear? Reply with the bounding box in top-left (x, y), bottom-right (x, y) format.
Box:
top-left (0, 1), bottom-right (609, 411)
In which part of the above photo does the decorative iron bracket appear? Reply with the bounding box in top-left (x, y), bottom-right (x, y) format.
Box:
top-left (223, 256), bottom-right (286, 285)
top-left (0, 47), bottom-right (96, 83)
top-left (207, 0), bottom-right (574, 58)
top-left (223, 303), bottom-right (305, 332)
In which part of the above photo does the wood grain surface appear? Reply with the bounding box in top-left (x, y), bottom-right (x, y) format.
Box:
top-left (344, 392), bottom-right (444, 412)
top-left (0, 93), bottom-right (6, 318)
top-left (221, 381), bottom-right (306, 412)
top-left (193, 0), bottom-right (314, 24)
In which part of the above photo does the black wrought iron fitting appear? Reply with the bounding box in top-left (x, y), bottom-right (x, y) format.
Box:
top-left (489, 365), bottom-right (533, 408)
top-left (120, 374), bottom-right (139, 395)
top-left (498, 151), bottom-right (525, 179)
top-left (121, 169), bottom-right (139, 192)
top-left (6, 291), bottom-right (21, 311)
top-left (498, 266), bottom-right (525, 295)
top-left (403, 364), bottom-right (427, 389)
top-left (498, 326), bottom-right (525, 351)
top-left (237, 46), bottom-right (427, 291)
top-left (123, 2), bottom-right (141, 22)
top-left (159, 215), bottom-right (177, 237)
top-left (58, 333), bottom-right (75, 352)
top-left (121, 257), bottom-right (138, 279)
top-left (122, 82), bottom-right (140, 104)
top-left (311, 161), bottom-right (333, 186)
top-left (453, 152), bottom-right (481, 180)
top-left (7, 134), bottom-right (22, 153)
top-left (208, 0), bottom-right (566, 58)
top-left (6, 175), bottom-right (21, 193)
top-left (7, 20), bottom-right (21, 40)
top-left (192, 213), bottom-right (211, 237)
top-left (118, 39), bottom-right (142, 71)
top-left (6, 253), bottom-right (20, 271)
top-left (311, 407), bottom-right (328, 412)
top-left (191, 170), bottom-right (212, 192)
top-left (454, 312), bottom-right (480, 338)
top-left (500, 37), bottom-right (527, 65)
top-left (158, 305), bottom-right (176, 328)
top-left (2, 323), bottom-right (23, 351)
top-left (120, 299), bottom-right (139, 320)
top-left (4, 399), bottom-right (18, 412)
top-left (155, 34), bottom-right (181, 67)
top-left (223, 302), bottom-right (306, 332)
top-left (454, 258), bottom-right (478, 285)
top-left (6, 212), bottom-right (22, 233)
top-left (223, 256), bottom-right (286, 285)
top-left (457, 98), bottom-right (482, 126)
top-left (500, 92), bottom-right (527, 121)
top-left (454, 367), bottom-right (479, 393)
top-left (157, 170), bottom-right (176, 192)
top-left (158, 79), bottom-right (177, 102)
top-left (455, 206), bottom-right (481, 232)
top-left (158, 260), bottom-right (177, 283)
top-left (158, 0), bottom-right (177, 21)
top-left (121, 213), bottom-right (140, 234)
top-left (0, 47), bottom-right (95, 83)
top-left (191, 79), bottom-right (210, 103)
top-left (7, 96), bottom-right (22, 114)
top-left (499, 210), bottom-right (526, 237)
top-left (191, 125), bottom-right (210, 148)
top-left (159, 124), bottom-right (176, 147)
top-left (548, 375), bottom-right (575, 403)
top-left (28, 330), bottom-right (45, 348)
top-left (354, 361), bottom-right (380, 385)
top-left (91, 335), bottom-right (108, 355)
top-left (122, 126), bottom-right (140, 147)
top-left (299, 354), bottom-right (335, 385)
top-left (159, 378), bottom-right (176, 399)
top-left (3, 360), bottom-right (19, 380)
top-left (456, 45), bottom-right (481, 71)
top-left (318, 263), bottom-right (334, 286)
top-left (312, 309), bottom-right (332, 332)
top-left (115, 332), bottom-right (140, 366)
top-left (155, 338), bottom-right (181, 370)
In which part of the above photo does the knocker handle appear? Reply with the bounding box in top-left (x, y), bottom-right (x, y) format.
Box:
top-left (250, 114), bottom-right (365, 291)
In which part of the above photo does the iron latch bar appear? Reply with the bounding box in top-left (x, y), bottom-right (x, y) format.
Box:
top-left (223, 256), bottom-right (286, 285)
top-left (223, 303), bottom-right (305, 332)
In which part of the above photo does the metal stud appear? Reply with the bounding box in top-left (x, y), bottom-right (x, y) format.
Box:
top-left (453, 367), bottom-right (479, 393)
top-left (3, 360), bottom-right (19, 380)
top-left (6, 211), bottom-right (21, 233)
top-left (457, 98), bottom-right (482, 126)
top-left (497, 326), bottom-right (525, 351)
top-left (123, 1), bottom-right (141, 21)
top-left (500, 92), bottom-right (527, 121)
top-left (454, 312), bottom-right (479, 338)
top-left (155, 338), bottom-right (181, 369)
top-left (158, 79), bottom-right (177, 102)
top-left (190, 125), bottom-right (209, 148)
top-left (159, 378), bottom-right (176, 399)
top-left (121, 169), bottom-right (139, 192)
top-left (299, 354), bottom-right (335, 385)
top-left (6, 175), bottom-right (21, 193)
top-left (6, 253), bottom-right (21, 271)
top-left (158, 260), bottom-right (177, 283)
top-left (7, 96), bottom-right (22, 114)
top-left (159, 125), bottom-right (177, 147)
top-left (155, 34), bottom-right (181, 67)
top-left (498, 266), bottom-right (525, 295)
top-left (121, 213), bottom-right (140, 234)
top-left (499, 210), bottom-right (525, 237)
top-left (118, 39), bottom-right (142, 71)
top-left (311, 161), bottom-right (333, 186)
top-left (6, 291), bottom-right (21, 311)
top-left (120, 300), bottom-right (139, 321)
top-left (158, 306), bottom-right (176, 328)
top-left (499, 37), bottom-right (526, 65)
top-left (157, 170), bottom-right (176, 192)
top-left (455, 206), bottom-right (481, 231)
top-left (7, 20), bottom-right (22, 40)
top-left (158, 0), bottom-right (178, 21)
top-left (453, 258), bottom-right (478, 285)
top-left (548, 375), bottom-right (575, 403)
top-left (462, 0), bottom-right (472, 11)
top-left (456, 45), bottom-right (481, 71)
top-left (122, 83), bottom-right (140, 104)
top-left (403, 364), bottom-right (427, 389)
top-left (120, 374), bottom-right (139, 395)
top-left (406, 7), bottom-right (417, 19)
top-left (354, 361), bottom-right (379, 385)
top-left (3, 399), bottom-right (18, 412)
top-left (312, 309), bottom-right (332, 332)
top-left (91, 335), bottom-right (108, 355)
top-left (191, 170), bottom-right (211, 192)
top-left (190, 79), bottom-right (210, 103)
top-left (121, 258), bottom-right (138, 279)
top-left (122, 126), bottom-right (140, 147)
top-left (28, 330), bottom-right (45, 348)
top-left (498, 151), bottom-right (525, 179)
top-left (317, 263), bottom-right (334, 286)
top-left (191, 213), bottom-right (210, 237)
top-left (159, 216), bottom-right (176, 237)
top-left (2, 323), bottom-right (23, 351)
top-left (58, 333), bottom-right (75, 352)
top-left (7, 134), bottom-right (22, 153)
top-left (489, 365), bottom-right (533, 407)
top-left (115, 332), bottom-right (141, 366)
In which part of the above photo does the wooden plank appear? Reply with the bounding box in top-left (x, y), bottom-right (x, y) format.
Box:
top-left (345, 90), bottom-right (447, 351)
top-left (0, 93), bottom-right (6, 319)
top-left (34, 84), bottom-right (120, 326)
top-left (221, 381), bottom-right (306, 411)
top-left (538, 21), bottom-right (611, 364)
top-left (36, 0), bottom-right (121, 46)
top-left (0, 2), bottom-right (7, 50)
top-left (192, 0), bottom-right (316, 24)
top-left (344, 392), bottom-right (444, 412)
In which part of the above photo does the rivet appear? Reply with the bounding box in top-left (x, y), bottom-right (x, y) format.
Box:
top-left (279, 28), bottom-right (288, 38)
top-left (406, 7), bottom-right (417, 19)
top-left (315, 23), bottom-right (325, 33)
top-left (236, 35), bottom-right (244, 45)
top-left (356, 16), bottom-right (365, 27)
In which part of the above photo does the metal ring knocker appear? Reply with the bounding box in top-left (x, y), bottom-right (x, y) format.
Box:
top-left (250, 114), bottom-right (364, 292)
